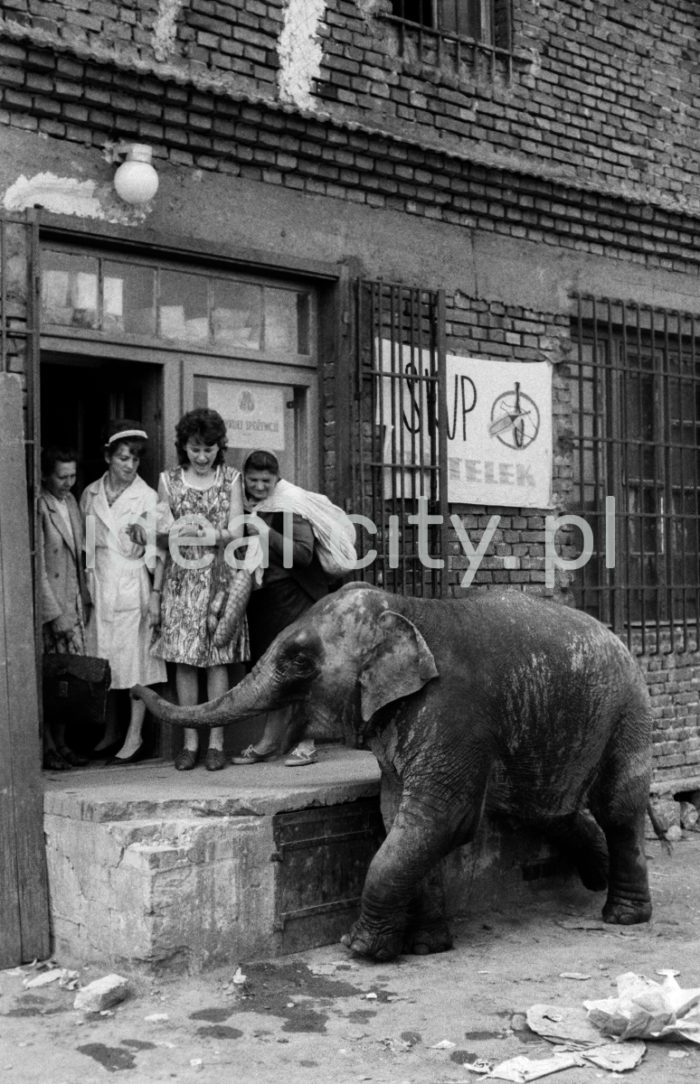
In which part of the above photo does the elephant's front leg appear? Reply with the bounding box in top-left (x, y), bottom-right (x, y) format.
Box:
top-left (342, 793), bottom-right (478, 962)
top-left (374, 771), bottom-right (453, 958)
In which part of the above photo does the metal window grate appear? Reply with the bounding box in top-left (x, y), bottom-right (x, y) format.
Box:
top-left (352, 279), bottom-right (449, 598)
top-left (570, 296), bottom-right (700, 654)
top-left (386, 0), bottom-right (514, 80)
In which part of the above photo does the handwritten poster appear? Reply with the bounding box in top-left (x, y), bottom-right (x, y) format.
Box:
top-left (377, 342), bottom-right (552, 508)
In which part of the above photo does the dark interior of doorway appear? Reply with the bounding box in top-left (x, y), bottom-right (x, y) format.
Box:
top-left (40, 355), bottom-right (162, 491)
top-left (40, 355), bottom-right (167, 760)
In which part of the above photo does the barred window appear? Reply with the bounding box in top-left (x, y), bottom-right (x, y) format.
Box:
top-left (387, 1), bottom-right (513, 77)
top-left (570, 298), bottom-right (700, 653)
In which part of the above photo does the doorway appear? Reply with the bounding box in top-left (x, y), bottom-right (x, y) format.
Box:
top-left (39, 355), bottom-right (163, 491)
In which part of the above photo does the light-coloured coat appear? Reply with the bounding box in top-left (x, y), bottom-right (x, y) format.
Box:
top-left (39, 489), bottom-right (90, 626)
top-left (80, 474), bottom-right (166, 690)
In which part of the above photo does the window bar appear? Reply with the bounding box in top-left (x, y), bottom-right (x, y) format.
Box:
top-left (634, 302), bottom-right (652, 654)
top-left (681, 313), bottom-right (694, 651)
top-left (574, 296), bottom-right (588, 615)
top-left (624, 301), bottom-right (632, 637)
top-left (601, 299), bottom-right (618, 636)
top-left (389, 283), bottom-right (404, 594)
top-left (674, 318), bottom-right (688, 652)
top-left (590, 296), bottom-right (603, 622)
top-left (661, 309), bottom-right (675, 650)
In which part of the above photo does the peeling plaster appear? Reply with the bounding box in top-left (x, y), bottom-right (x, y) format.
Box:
top-left (278, 0), bottom-right (328, 111)
top-left (152, 0), bottom-right (184, 63)
top-left (2, 172), bottom-right (151, 224)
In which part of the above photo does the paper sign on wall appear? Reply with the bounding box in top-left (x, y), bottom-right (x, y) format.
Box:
top-left (446, 355), bottom-right (552, 507)
top-left (206, 379), bottom-right (285, 450)
top-left (377, 342), bottom-right (552, 508)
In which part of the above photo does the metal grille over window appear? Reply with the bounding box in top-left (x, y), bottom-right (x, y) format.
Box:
top-left (570, 296), bottom-right (700, 655)
top-left (353, 280), bottom-right (449, 598)
top-left (386, 0), bottom-right (514, 81)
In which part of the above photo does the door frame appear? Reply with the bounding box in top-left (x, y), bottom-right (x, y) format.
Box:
top-left (179, 354), bottom-right (319, 486)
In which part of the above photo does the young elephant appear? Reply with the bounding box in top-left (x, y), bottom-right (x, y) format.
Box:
top-left (133, 583), bottom-right (653, 961)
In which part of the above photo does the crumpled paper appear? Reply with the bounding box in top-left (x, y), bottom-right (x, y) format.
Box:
top-left (462, 1043), bottom-right (645, 1081)
top-left (584, 971), bottom-right (700, 1043)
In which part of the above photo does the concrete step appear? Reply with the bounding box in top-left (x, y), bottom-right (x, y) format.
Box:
top-left (43, 746), bottom-right (578, 975)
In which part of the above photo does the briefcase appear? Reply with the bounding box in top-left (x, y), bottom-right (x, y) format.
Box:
top-left (42, 653), bottom-right (111, 728)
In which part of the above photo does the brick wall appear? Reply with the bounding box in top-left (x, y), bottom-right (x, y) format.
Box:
top-left (1, 3), bottom-right (699, 785)
top-left (3, 1), bottom-right (700, 210)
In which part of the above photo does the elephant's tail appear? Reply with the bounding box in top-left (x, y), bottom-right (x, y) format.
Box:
top-left (646, 799), bottom-right (673, 855)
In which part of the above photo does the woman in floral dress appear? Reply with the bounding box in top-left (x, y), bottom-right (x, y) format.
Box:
top-left (151, 408), bottom-right (249, 771)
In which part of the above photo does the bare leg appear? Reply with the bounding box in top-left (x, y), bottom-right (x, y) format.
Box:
top-left (250, 707), bottom-right (289, 756)
top-left (93, 691), bottom-right (121, 752)
top-left (176, 664), bottom-right (200, 754)
top-left (114, 697), bottom-right (147, 760)
top-left (205, 665), bottom-right (229, 752)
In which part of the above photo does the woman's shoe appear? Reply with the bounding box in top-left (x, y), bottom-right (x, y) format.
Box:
top-left (103, 743), bottom-right (145, 767)
top-left (91, 740), bottom-right (122, 760)
top-left (174, 748), bottom-right (198, 771)
top-left (43, 749), bottom-right (72, 771)
top-left (204, 748), bottom-right (227, 772)
top-left (58, 746), bottom-right (89, 767)
top-left (284, 748), bottom-right (319, 767)
top-left (230, 744), bottom-right (277, 765)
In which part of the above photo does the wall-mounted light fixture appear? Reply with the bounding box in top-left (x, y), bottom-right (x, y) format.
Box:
top-left (112, 143), bottom-right (159, 205)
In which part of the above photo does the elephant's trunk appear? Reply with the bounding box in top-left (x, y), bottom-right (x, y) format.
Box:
top-left (131, 668), bottom-right (269, 730)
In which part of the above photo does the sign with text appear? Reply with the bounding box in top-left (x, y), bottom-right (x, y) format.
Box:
top-left (446, 355), bottom-right (552, 507)
top-left (206, 379), bottom-right (285, 451)
top-left (377, 342), bottom-right (552, 507)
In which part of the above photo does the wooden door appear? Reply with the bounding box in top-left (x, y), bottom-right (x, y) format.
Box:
top-left (0, 373), bottom-right (51, 966)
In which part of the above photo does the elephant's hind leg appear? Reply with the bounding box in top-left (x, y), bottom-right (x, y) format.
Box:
top-left (549, 810), bottom-right (609, 892)
top-left (590, 738), bottom-right (652, 926)
top-left (403, 867), bottom-right (454, 956)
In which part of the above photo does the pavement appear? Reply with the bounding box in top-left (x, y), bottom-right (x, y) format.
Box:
top-left (2, 827), bottom-right (700, 1083)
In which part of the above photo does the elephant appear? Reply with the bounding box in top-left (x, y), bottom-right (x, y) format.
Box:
top-left (133, 583), bottom-right (653, 962)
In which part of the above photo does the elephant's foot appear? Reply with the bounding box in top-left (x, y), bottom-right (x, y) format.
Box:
top-left (403, 916), bottom-right (453, 956)
top-left (341, 916), bottom-right (404, 962)
top-left (602, 897), bottom-right (652, 925)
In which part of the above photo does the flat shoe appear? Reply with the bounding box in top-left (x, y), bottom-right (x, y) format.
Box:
top-left (204, 748), bottom-right (227, 772)
top-left (103, 743), bottom-right (146, 767)
top-left (43, 750), bottom-right (72, 771)
top-left (231, 744), bottom-right (277, 765)
top-left (58, 746), bottom-right (89, 767)
top-left (174, 748), bottom-right (198, 771)
top-left (284, 750), bottom-right (318, 767)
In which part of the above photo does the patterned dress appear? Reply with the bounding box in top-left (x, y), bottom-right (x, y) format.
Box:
top-left (152, 465), bottom-right (249, 667)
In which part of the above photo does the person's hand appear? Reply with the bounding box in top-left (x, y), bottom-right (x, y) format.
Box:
top-left (175, 519), bottom-right (208, 543)
top-left (51, 615), bottom-right (74, 640)
top-left (245, 513), bottom-right (267, 538)
top-left (126, 521), bottom-right (147, 547)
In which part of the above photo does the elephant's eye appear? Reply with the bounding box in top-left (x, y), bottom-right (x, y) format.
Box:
top-left (284, 646), bottom-right (319, 680)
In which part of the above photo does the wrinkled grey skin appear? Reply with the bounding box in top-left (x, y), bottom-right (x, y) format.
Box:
top-left (133, 583), bottom-right (653, 961)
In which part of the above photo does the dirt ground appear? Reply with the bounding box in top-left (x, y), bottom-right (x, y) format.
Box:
top-left (2, 834), bottom-right (700, 1084)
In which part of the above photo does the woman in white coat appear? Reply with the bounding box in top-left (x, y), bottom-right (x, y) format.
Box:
top-left (81, 420), bottom-right (166, 763)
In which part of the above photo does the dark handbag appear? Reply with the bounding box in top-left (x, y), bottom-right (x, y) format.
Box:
top-left (42, 654), bottom-right (111, 728)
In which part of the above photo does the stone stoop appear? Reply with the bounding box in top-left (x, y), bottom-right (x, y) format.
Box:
top-left (43, 747), bottom-right (585, 975)
top-left (43, 748), bottom-right (382, 975)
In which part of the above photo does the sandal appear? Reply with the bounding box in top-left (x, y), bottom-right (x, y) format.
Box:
top-left (204, 748), bottom-right (227, 772)
top-left (231, 744), bottom-right (277, 765)
top-left (284, 748), bottom-right (318, 767)
top-left (174, 748), bottom-right (198, 771)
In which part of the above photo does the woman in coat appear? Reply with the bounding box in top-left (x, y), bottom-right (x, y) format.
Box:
top-left (80, 420), bottom-right (166, 763)
top-left (39, 445), bottom-right (92, 769)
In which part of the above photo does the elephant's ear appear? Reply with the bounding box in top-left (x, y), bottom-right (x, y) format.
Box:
top-left (359, 611), bottom-right (438, 723)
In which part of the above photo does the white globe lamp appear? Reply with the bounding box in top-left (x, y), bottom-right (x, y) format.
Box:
top-left (113, 144), bottom-right (159, 205)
